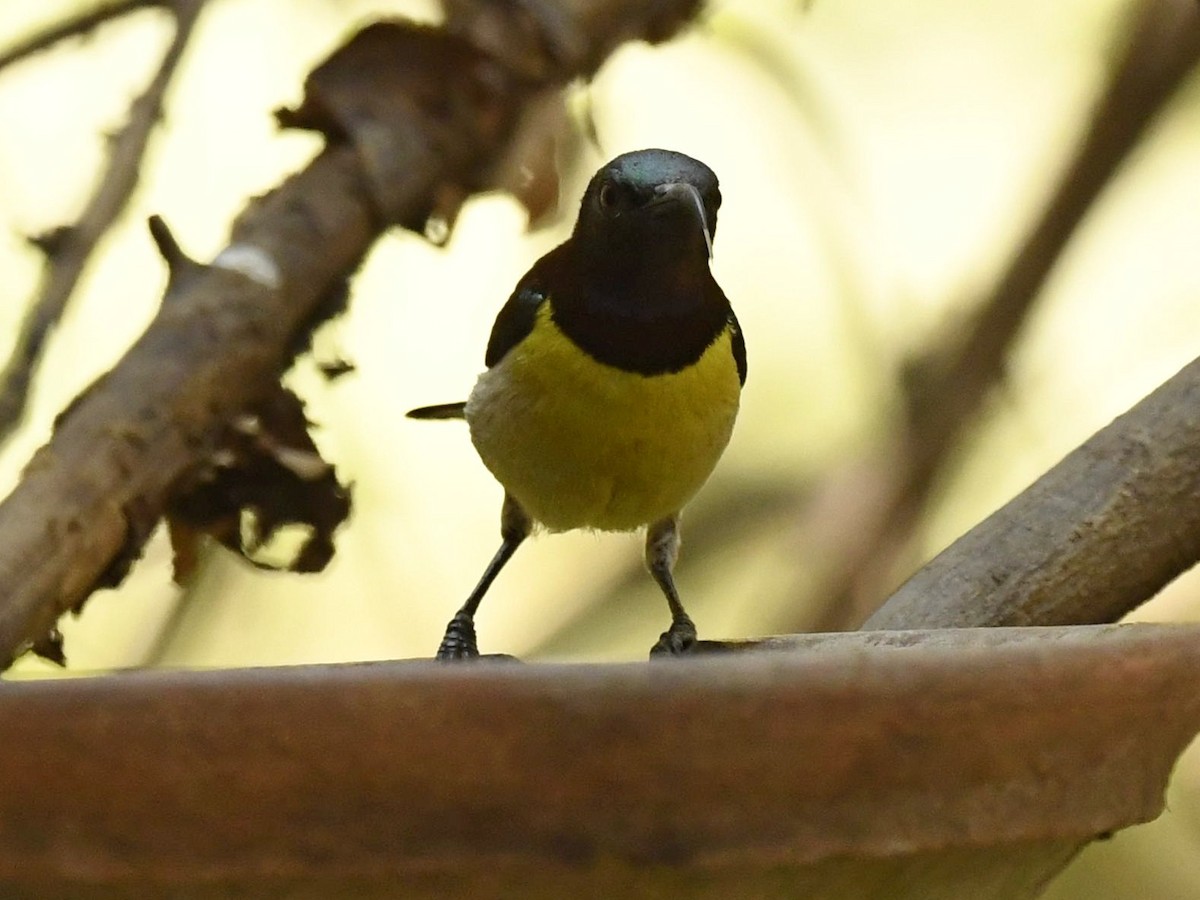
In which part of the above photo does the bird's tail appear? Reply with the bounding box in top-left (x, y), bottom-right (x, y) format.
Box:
top-left (406, 402), bottom-right (467, 420)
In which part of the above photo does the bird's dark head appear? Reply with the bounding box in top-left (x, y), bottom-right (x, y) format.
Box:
top-left (574, 149), bottom-right (721, 269)
top-left (541, 149), bottom-right (733, 372)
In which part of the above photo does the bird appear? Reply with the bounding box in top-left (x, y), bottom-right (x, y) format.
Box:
top-left (408, 148), bottom-right (746, 660)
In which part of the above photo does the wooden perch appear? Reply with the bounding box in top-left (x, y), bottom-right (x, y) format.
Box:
top-left (866, 351), bottom-right (1200, 630)
top-left (0, 0), bottom-right (705, 669)
top-left (2, 625), bottom-right (1198, 898)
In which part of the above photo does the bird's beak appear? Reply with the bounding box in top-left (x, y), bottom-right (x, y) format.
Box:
top-left (651, 182), bottom-right (713, 259)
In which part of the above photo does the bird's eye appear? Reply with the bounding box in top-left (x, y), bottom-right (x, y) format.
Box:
top-left (598, 182), bottom-right (620, 212)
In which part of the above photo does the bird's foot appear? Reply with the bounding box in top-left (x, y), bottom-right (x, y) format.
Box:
top-left (649, 614), bottom-right (698, 658)
top-left (436, 611), bottom-right (480, 661)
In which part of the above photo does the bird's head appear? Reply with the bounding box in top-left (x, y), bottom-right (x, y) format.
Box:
top-left (574, 149), bottom-right (721, 267)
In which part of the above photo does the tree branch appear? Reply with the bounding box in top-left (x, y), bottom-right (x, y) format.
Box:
top-left (805, 0), bottom-right (1200, 630)
top-left (865, 351), bottom-right (1200, 630)
top-left (0, 0), bottom-right (704, 670)
top-left (0, 0), bottom-right (208, 444)
top-left (900, 0), bottom-right (1200, 507)
top-left (0, 0), bottom-right (164, 72)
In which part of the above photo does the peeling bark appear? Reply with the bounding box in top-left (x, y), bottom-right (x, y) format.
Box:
top-left (0, 0), bottom-right (705, 668)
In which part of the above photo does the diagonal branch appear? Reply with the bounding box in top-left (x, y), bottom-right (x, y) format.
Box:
top-left (0, 0), bottom-right (705, 671)
top-left (864, 350), bottom-right (1200, 631)
top-left (803, 0), bottom-right (1200, 631)
top-left (0, 0), bottom-right (164, 72)
top-left (0, 0), bottom-right (207, 444)
top-left (899, 0), bottom-right (1200, 517)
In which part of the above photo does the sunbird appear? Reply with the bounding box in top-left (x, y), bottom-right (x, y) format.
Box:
top-left (409, 149), bottom-right (746, 659)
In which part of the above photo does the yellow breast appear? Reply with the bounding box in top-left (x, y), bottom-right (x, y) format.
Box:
top-left (465, 304), bottom-right (741, 532)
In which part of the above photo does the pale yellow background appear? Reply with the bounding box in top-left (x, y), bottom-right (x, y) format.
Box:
top-left (2, 1), bottom-right (1200, 895)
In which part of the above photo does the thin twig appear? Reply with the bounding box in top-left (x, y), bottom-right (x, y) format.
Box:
top-left (0, 0), bottom-right (207, 444)
top-left (0, 0), bottom-right (163, 72)
top-left (147, 213), bottom-right (205, 295)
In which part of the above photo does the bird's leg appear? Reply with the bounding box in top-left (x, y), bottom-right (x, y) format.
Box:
top-left (646, 515), bottom-right (697, 657)
top-left (436, 494), bottom-right (531, 661)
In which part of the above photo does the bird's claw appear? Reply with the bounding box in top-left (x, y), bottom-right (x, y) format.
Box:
top-left (436, 611), bottom-right (480, 661)
top-left (650, 614), bottom-right (698, 658)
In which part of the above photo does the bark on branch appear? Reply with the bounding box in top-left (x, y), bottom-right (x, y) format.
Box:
top-left (866, 352), bottom-right (1200, 630)
top-left (0, 0), bottom-right (704, 670)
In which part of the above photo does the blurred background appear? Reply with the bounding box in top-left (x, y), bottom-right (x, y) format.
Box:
top-left (2, 0), bottom-right (1200, 895)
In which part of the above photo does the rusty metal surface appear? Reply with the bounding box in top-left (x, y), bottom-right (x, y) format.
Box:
top-left (2, 624), bottom-right (1199, 897)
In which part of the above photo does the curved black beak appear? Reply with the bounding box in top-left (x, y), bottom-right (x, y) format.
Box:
top-left (649, 182), bottom-right (713, 259)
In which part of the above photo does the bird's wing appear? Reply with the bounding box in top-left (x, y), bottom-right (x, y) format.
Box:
top-left (484, 283), bottom-right (548, 368)
top-left (728, 308), bottom-right (747, 386)
top-left (407, 256), bottom-right (557, 418)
